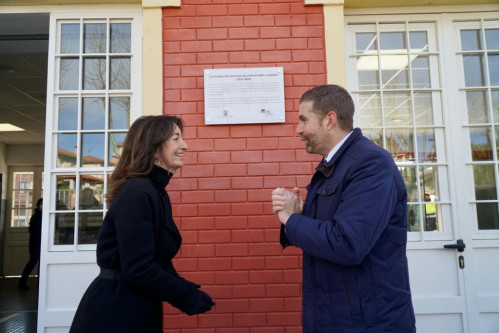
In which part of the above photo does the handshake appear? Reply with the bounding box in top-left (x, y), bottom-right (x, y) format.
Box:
top-left (271, 187), bottom-right (304, 225)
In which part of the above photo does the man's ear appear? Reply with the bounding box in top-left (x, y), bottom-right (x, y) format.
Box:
top-left (325, 111), bottom-right (337, 130)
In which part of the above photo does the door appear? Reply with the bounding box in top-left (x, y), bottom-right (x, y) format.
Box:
top-left (345, 8), bottom-right (499, 333)
top-left (3, 166), bottom-right (43, 276)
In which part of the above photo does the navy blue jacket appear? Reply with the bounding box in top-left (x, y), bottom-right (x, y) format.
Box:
top-left (281, 128), bottom-right (416, 333)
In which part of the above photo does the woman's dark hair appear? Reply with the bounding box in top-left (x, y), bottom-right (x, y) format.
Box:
top-left (106, 115), bottom-right (184, 204)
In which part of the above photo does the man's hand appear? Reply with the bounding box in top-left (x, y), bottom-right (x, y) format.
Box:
top-left (271, 187), bottom-right (303, 225)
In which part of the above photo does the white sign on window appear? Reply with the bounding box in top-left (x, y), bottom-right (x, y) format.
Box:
top-left (204, 67), bottom-right (285, 125)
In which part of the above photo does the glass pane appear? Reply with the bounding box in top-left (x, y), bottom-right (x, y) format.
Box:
top-left (380, 32), bottom-right (406, 51)
top-left (59, 58), bottom-right (79, 90)
top-left (461, 29), bottom-right (482, 51)
top-left (399, 166), bottom-right (417, 202)
top-left (476, 203), bottom-right (499, 230)
top-left (466, 91), bottom-right (489, 124)
top-left (485, 29), bottom-right (499, 50)
top-left (423, 202), bottom-right (440, 232)
top-left (109, 97), bottom-right (130, 129)
top-left (109, 57), bottom-right (131, 90)
top-left (381, 55), bottom-right (410, 89)
top-left (356, 32), bottom-right (376, 54)
top-left (83, 57), bottom-right (106, 90)
top-left (60, 23), bottom-right (80, 54)
top-left (54, 212), bottom-right (74, 245)
top-left (11, 208), bottom-right (31, 227)
top-left (385, 128), bottom-right (414, 162)
top-left (416, 129), bottom-right (436, 162)
top-left (470, 127), bottom-right (493, 161)
top-left (13, 172), bottom-right (34, 190)
top-left (420, 166), bottom-right (439, 201)
top-left (488, 54), bottom-right (499, 86)
top-left (57, 133), bottom-right (77, 167)
top-left (414, 92), bottom-right (434, 126)
top-left (82, 97), bottom-right (105, 130)
top-left (56, 175), bottom-right (76, 211)
top-left (12, 190), bottom-right (33, 209)
top-left (79, 174), bottom-right (104, 210)
top-left (411, 56), bottom-right (431, 88)
top-left (496, 126), bottom-right (499, 159)
top-left (81, 133), bottom-right (105, 167)
top-left (84, 23), bottom-right (106, 54)
top-left (79, 212), bottom-right (103, 244)
top-left (363, 129), bottom-right (382, 147)
top-left (58, 97), bottom-right (78, 131)
top-left (493, 90), bottom-right (499, 122)
top-left (410, 31), bottom-right (428, 52)
top-left (473, 164), bottom-right (497, 200)
top-left (407, 204), bottom-right (421, 232)
top-left (383, 93), bottom-right (413, 126)
top-left (109, 132), bottom-right (127, 166)
top-left (463, 55), bottom-right (485, 87)
top-left (358, 93), bottom-right (381, 127)
top-left (110, 23), bottom-right (131, 53)
top-left (357, 56), bottom-right (379, 90)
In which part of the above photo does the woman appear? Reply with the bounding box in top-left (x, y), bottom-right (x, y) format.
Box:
top-left (70, 116), bottom-right (215, 333)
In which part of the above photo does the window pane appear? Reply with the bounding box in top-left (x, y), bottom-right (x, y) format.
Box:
top-left (79, 212), bottom-right (103, 244)
top-left (488, 54), bottom-right (499, 86)
top-left (356, 32), bottom-right (377, 54)
top-left (380, 32), bottom-right (406, 50)
top-left (461, 29), bottom-right (482, 51)
top-left (83, 57), bottom-right (106, 90)
top-left (476, 203), bottom-right (499, 230)
top-left (410, 31), bottom-right (428, 52)
top-left (400, 166), bottom-right (417, 202)
top-left (57, 133), bottom-right (77, 167)
top-left (416, 129), bottom-right (436, 162)
top-left (109, 97), bottom-right (130, 129)
top-left (414, 92), bottom-right (434, 126)
top-left (359, 93), bottom-right (381, 127)
top-left (60, 23), bottom-right (80, 54)
top-left (493, 90), bottom-right (499, 122)
top-left (110, 23), bottom-right (131, 53)
top-left (496, 126), bottom-right (499, 159)
top-left (59, 58), bottom-right (79, 90)
top-left (357, 56), bottom-right (379, 90)
top-left (109, 132), bottom-right (127, 166)
top-left (407, 204), bottom-right (421, 232)
top-left (109, 57), bottom-right (131, 90)
top-left (79, 174), bottom-right (104, 210)
top-left (485, 29), bottom-right (499, 50)
top-left (11, 208), bottom-right (31, 227)
top-left (381, 55), bottom-right (410, 89)
top-left (466, 91), bottom-right (489, 124)
top-left (470, 127), bottom-right (493, 161)
top-left (82, 97), bottom-right (105, 130)
top-left (386, 128), bottom-right (414, 162)
top-left (420, 166), bottom-right (439, 201)
top-left (383, 93), bottom-right (413, 126)
top-left (54, 212), bottom-right (74, 245)
top-left (411, 56), bottom-right (431, 88)
top-left (463, 55), bottom-right (485, 87)
top-left (12, 190), bottom-right (33, 209)
top-left (56, 175), bottom-right (75, 211)
top-left (473, 165), bottom-right (497, 200)
top-left (84, 23), bottom-right (106, 54)
top-left (58, 97), bottom-right (78, 131)
top-left (81, 133), bottom-right (105, 167)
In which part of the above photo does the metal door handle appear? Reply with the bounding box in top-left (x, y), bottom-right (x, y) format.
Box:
top-left (443, 239), bottom-right (466, 252)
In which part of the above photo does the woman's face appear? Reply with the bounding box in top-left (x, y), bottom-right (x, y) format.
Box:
top-left (156, 125), bottom-right (188, 172)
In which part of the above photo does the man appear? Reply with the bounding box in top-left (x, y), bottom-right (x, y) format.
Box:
top-left (272, 85), bottom-right (415, 332)
top-left (19, 198), bottom-right (43, 290)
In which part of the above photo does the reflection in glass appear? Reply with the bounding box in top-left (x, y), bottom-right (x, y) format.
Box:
top-left (81, 133), bottom-right (105, 167)
top-left (383, 93), bottom-right (412, 126)
top-left (496, 126), bottom-right (499, 160)
top-left (380, 32), bottom-right (406, 50)
top-left (473, 165), bottom-right (497, 200)
top-left (109, 132), bottom-right (127, 166)
top-left (414, 92), bottom-right (434, 126)
top-left (386, 128), bottom-right (414, 162)
top-left (61, 23), bottom-right (80, 54)
top-left (470, 127), bottom-right (493, 161)
top-left (493, 90), bottom-right (499, 122)
top-left (11, 208), bottom-right (31, 227)
top-left (84, 23), bottom-right (106, 54)
top-left (56, 175), bottom-right (75, 211)
top-left (356, 32), bottom-right (376, 54)
top-left (109, 97), bottom-right (130, 129)
top-left (12, 190), bottom-right (33, 209)
top-left (110, 23), bottom-right (131, 53)
top-left (57, 133), bottom-right (77, 167)
top-left (461, 29), bottom-right (482, 51)
top-left (411, 56), bottom-right (431, 88)
top-left (78, 212), bottom-right (103, 244)
top-left (110, 57), bottom-right (131, 90)
top-left (82, 97), bottom-right (105, 130)
top-left (54, 212), bottom-right (74, 245)
top-left (407, 204), bottom-right (421, 232)
top-left (419, 166), bottom-right (439, 201)
top-left (381, 55), bottom-right (409, 89)
top-left (399, 166), bottom-right (417, 202)
top-left (359, 93), bottom-right (381, 127)
top-left (463, 55), bottom-right (485, 87)
top-left (59, 58), bottom-right (79, 90)
top-left (476, 203), bottom-right (499, 230)
top-left (79, 174), bottom-right (104, 210)
top-left (416, 129), bottom-right (436, 162)
top-left (357, 56), bottom-right (379, 90)
top-left (410, 31), bottom-right (428, 52)
top-left (485, 29), bottom-right (499, 50)
top-left (83, 57), bottom-right (106, 90)
top-left (466, 91), bottom-right (489, 124)
top-left (58, 98), bottom-right (78, 130)
top-left (488, 55), bottom-right (499, 86)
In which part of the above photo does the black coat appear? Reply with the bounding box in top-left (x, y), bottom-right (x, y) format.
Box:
top-left (70, 166), bottom-right (201, 333)
top-left (28, 208), bottom-right (42, 254)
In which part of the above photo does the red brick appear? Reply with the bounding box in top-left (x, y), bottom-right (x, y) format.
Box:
top-left (198, 230), bottom-right (231, 243)
top-left (214, 138), bottom-right (246, 150)
top-left (249, 270), bottom-right (283, 284)
top-left (292, 49), bottom-right (324, 61)
top-left (215, 164), bottom-right (247, 177)
top-left (214, 39), bottom-right (244, 51)
top-left (182, 271), bottom-right (216, 285)
top-left (168, 178), bottom-right (198, 191)
top-left (185, 139), bottom-right (214, 151)
top-left (279, 162), bottom-right (312, 175)
top-left (265, 229), bottom-right (280, 242)
top-left (266, 284), bottom-right (300, 297)
top-left (203, 285), bottom-right (233, 299)
top-left (199, 177), bottom-right (231, 190)
top-left (247, 215), bottom-right (278, 228)
top-left (172, 204), bottom-right (198, 217)
top-left (278, 137), bottom-right (303, 149)
top-left (260, 27), bottom-right (291, 38)
top-left (292, 73), bottom-right (326, 86)
top-left (165, 89), bottom-right (180, 101)
top-left (290, 2), bottom-right (322, 14)
top-left (172, 258), bottom-right (198, 271)
top-left (228, 4), bottom-right (258, 15)
top-left (181, 190), bottom-right (214, 203)
top-left (277, 38), bottom-right (306, 50)
top-left (164, 77), bottom-right (197, 89)
top-left (309, 61), bottom-right (326, 74)
top-left (163, 314), bottom-right (197, 328)
top-left (266, 256), bottom-right (299, 269)
top-left (163, 4), bottom-right (195, 16)
top-left (181, 244), bottom-right (215, 257)
top-left (267, 312), bottom-right (301, 326)
top-left (283, 269), bottom-right (302, 283)
top-left (246, 137), bottom-right (278, 150)
top-left (215, 216), bottom-right (248, 230)
top-left (198, 52), bottom-right (229, 64)
top-left (215, 299), bottom-right (250, 313)
top-left (284, 297), bottom-right (302, 312)
top-left (179, 230), bottom-right (197, 243)
top-left (233, 313), bottom-right (267, 327)
top-left (212, 16), bottom-right (243, 28)
top-left (308, 37), bottom-right (324, 49)
top-left (262, 124), bottom-right (295, 136)
top-left (247, 163), bottom-right (279, 176)
top-left (229, 27), bottom-right (259, 39)
top-left (198, 257), bottom-right (232, 271)
top-left (199, 151), bottom-right (231, 164)
top-left (244, 15), bottom-right (275, 27)
top-left (263, 151), bottom-right (295, 163)
top-left (215, 271), bottom-right (249, 284)
top-left (292, 25), bottom-right (323, 38)
top-left (215, 189), bottom-right (247, 203)
top-left (245, 39), bottom-right (276, 51)
top-left (275, 14), bottom-right (307, 26)
top-left (180, 16), bottom-right (211, 28)
top-left (197, 28), bottom-right (228, 40)
top-left (250, 298), bottom-right (284, 312)
top-left (231, 229), bottom-right (265, 242)
top-left (233, 284), bottom-right (266, 298)
top-left (215, 243), bottom-right (248, 256)
top-left (164, 65), bottom-right (180, 76)
top-left (231, 177), bottom-right (264, 189)
top-left (197, 4), bottom-right (228, 16)
top-left (168, 191), bottom-right (181, 203)
top-left (163, 17), bottom-right (180, 29)
top-left (261, 50), bottom-right (292, 62)
top-left (232, 257), bottom-right (265, 270)
top-left (198, 126), bottom-right (230, 138)
top-left (181, 64), bottom-right (211, 76)
top-left (249, 243), bottom-right (283, 256)
top-left (231, 151), bottom-right (263, 163)
top-left (198, 203), bottom-right (231, 216)
top-left (218, 329), bottom-right (249, 333)
top-left (230, 125), bottom-right (262, 137)
top-left (250, 328), bottom-right (284, 333)
top-left (164, 29), bottom-right (196, 42)
top-left (198, 314), bottom-right (233, 328)
top-left (181, 40), bottom-right (212, 52)
top-left (164, 41), bottom-right (180, 53)
top-left (181, 165), bottom-right (214, 177)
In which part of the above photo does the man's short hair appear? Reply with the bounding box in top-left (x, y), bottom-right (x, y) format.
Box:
top-left (299, 85), bottom-right (355, 131)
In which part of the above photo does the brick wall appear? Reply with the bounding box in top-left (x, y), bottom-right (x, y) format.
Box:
top-left (162, 0), bottom-right (326, 331)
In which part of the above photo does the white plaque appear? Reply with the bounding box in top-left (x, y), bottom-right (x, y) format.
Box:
top-left (204, 67), bottom-right (285, 125)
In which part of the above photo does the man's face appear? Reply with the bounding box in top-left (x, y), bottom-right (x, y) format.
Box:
top-left (296, 100), bottom-right (329, 157)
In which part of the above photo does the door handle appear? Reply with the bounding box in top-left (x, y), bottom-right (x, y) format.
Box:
top-left (443, 239), bottom-right (466, 252)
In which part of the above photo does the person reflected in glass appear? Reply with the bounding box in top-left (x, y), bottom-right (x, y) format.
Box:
top-left (70, 116), bottom-right (215, 333)
top-left (19, 198), bottom-right (43, 290)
